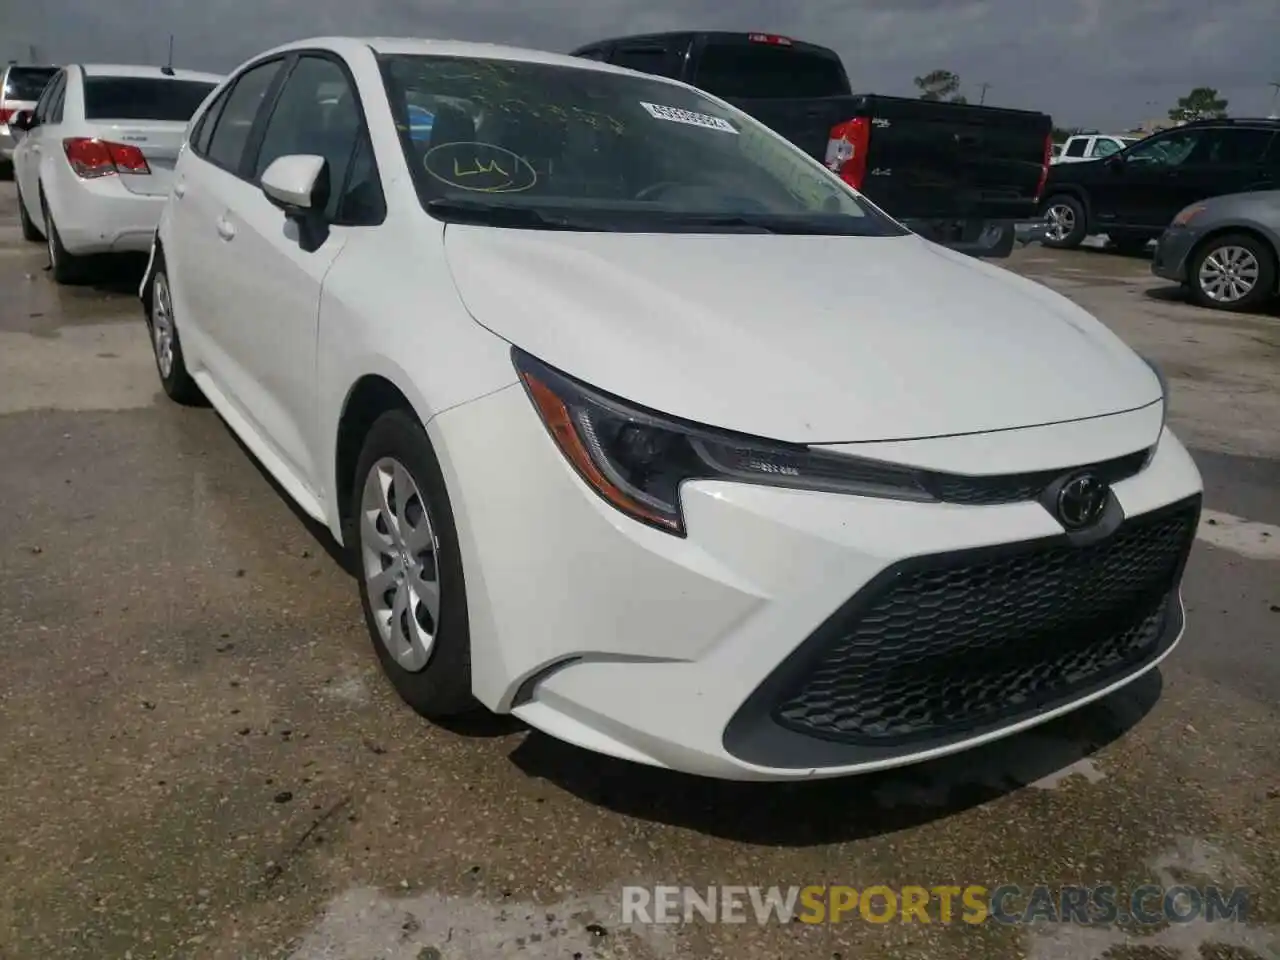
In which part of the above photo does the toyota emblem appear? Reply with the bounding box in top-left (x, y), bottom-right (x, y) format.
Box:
top-left (1056, 473), bottom-right (1110, 529)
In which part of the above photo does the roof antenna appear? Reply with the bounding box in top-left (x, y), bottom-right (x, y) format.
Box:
top-left (161, 34), bottom-right (175, 75)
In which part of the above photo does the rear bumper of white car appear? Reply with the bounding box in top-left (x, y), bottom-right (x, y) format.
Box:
top-left (430, 382), bottom-right (1203, 781)
top-left (47, 174), bottom-right (166, 255)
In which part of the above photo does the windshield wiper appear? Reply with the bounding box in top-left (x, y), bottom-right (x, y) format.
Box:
top-left (426, 198), bottom-right (603, 231)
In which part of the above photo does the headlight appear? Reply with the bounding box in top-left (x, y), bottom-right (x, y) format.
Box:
top-left (1171, 204), bottom-right (1203, 226)
top-left (513, 348), bottom-right (935, 536)
top-left (1140, 354), bottom-right (1169, 463)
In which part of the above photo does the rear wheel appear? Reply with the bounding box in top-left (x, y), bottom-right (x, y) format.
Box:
top-left (1108, 231), bottom-right (1153, 256)
top-left (349, 409), bottom-right (478, 719)
top-left (40, 191), bottom-right (88, 284)
top-left (15, 179), bottom-right (41, 242)
top-left (1041, 194), bottom-right (1087, 249)
top-left (1187, 233), bottom-right (1276, 312)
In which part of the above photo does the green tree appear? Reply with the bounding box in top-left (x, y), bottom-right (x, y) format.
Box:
top-left (914, 69), bottom-right (961, 101)
top-left (1168, 87), bottom-right (1228, 123)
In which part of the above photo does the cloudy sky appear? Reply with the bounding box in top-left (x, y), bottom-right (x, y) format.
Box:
top-left (5, 0), bottom-right (1277, 129)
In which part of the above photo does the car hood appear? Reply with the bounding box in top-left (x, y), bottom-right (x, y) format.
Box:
top-left (442, 226), bottom-right (1160, 443)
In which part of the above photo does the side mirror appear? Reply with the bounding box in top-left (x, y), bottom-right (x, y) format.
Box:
top-left (261, 154), bottom-right (329, 216)
top-left (10, 110), bottom-right (34, 132)
top-left (1105, 155), bottom-right (1126, 173)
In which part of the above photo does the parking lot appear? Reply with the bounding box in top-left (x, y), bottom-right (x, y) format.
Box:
top-left (1, 175), bottom-right (1278, 960)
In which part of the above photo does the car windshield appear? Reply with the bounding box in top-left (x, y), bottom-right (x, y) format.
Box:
top-left (378, 54), bottom-right (904, 236)
top-left (83, 77), bottom-right (219, 122)
top-left (3, 67), bottom-right (58, 102)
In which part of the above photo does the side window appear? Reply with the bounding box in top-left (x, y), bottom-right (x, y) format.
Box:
top-left (1092, 138), bottom-right (1123, 158)
top-left (190, 86), bottom-right (231, 156)
top-left (48, 75), bottom-right (67, 124)
top-left (1263, 134), bottom-right (1280, 169)
top-left (1206, 128), bottom-right (1275, 165)
top-left (205, 59), bottom-right (284, 174)
top-left (32, 72), bottom-right (62, 124)
top-left (1064, 138), bottom-right (1088, 157)
top-left (250, 56), bottom-right (364, 221)
top-left (1126, 129), bottom-right (1204, 167)
top-left (610, 43), bottom-right (678, 78)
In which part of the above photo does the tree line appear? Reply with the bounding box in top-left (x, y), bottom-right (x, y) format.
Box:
top-left (913, 70), bottom-right (1230, 126)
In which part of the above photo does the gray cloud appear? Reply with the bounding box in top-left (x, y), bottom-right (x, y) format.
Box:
top-left (4, 0), bottom-right (1277, 128)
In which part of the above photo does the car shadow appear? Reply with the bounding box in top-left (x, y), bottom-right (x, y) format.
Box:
top-left (213, 416), bottom-right (359, 577)
top-left (507, 671), bottom-right (1162, 846)
top-left (45, 251), bottom-right (149, 295)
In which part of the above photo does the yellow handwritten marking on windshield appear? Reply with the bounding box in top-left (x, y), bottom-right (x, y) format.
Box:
top-left (423, 141), bottom-right (538, 194)
top-left (454, 157), bottom-right (508, 178)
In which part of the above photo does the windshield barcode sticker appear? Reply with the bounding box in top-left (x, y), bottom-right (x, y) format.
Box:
top-left (639, 101), bottom-right (738, 134)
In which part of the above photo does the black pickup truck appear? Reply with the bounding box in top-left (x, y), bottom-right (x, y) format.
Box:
top-left (570, 31), bottom-right (1053, 257)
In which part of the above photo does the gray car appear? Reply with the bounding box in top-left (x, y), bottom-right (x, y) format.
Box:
top-left (1152, 190), bottom-right (1280, 312)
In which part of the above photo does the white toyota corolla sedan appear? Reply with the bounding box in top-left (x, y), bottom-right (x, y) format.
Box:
top-left (141, 37), bottom-right (1203, 781)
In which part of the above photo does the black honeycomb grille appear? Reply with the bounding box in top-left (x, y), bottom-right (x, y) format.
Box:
top-left (921, 449), bottom-right (1150, 506)
top-left (774, 501), bottom-right (1198, 744)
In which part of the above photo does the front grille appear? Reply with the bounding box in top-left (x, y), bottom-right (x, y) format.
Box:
top-left (921, 449), bottom-right (1150, 505)
top-left (774, 499), bottom-right (1198, 745)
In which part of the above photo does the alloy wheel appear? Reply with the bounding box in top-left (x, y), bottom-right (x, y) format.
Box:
top-left (1045, 204), bottom-right (1075, 242)
top-left (152, 272), bottom-right (175, 378)
top-left (359, 456), bottom-right (441, 673)
top-left (1197, 245), bottom-right (1259, 303)
top-left (44, 210), bottom-right (57, 271)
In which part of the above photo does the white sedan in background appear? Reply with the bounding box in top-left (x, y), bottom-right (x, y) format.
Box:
top-left (11, 63), bottom-right (221, 283)
top-left (141, 36), bottom-right (1203, 781)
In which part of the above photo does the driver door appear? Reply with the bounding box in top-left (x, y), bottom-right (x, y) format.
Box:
top-left (1090, 128), bottom-right (1209, 230)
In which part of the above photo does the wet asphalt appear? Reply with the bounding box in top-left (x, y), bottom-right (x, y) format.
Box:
top-left (0, 178), bottom-right (1277, 960)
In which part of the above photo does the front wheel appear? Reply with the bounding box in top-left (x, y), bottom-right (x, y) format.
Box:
top-left (349, 409), bottom-right (478, 719)
top-left (1041, 194), bottom-right (1087, 249)
top-left (1187, 233), bottom-right (1277, 312)
top-left (146, 260), bottom-right (202, 404)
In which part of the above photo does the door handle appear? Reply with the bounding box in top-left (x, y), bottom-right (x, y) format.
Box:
top-left (173, 182), bottom-right (186, 199)
top-left (215, 217), bottom-right (236, 241)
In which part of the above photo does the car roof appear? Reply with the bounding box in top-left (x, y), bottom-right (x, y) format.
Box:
top-left (247, 36), bottom-right (640, 77)
top-left (75, 64), bottom-right (225, 83)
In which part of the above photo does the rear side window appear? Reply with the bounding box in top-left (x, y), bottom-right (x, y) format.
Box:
top-left (692, 41), bottom-right (849, 99)
top-left (83, 77), bottom-right (219, 121)
top-left (3, 67), bottom-right (58, 102)
top-left (1206, 128), bottom-right (1275, 165)
top-left (610, 43), bottom-right (681, 78)
top-left (1065, 138), bottom-right (1088, 157)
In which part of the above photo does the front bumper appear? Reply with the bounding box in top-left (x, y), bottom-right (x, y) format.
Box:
top-left (431, 384), bottom-right (1203, 780)
top-left (1152, 225), bottom-right (1200, 282)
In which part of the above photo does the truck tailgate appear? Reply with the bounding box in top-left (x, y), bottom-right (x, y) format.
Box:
top-left (855, 95), bottom-right (1051, 221)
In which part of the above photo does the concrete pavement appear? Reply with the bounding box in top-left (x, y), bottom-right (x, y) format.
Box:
top-left (0, 181), bottom-right (1277, 960)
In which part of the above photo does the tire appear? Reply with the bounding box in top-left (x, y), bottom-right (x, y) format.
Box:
top-left (1041, 194), bottom-right (1087, 249)
top-left (1187, 233), bottom-right (1277, 313)
top-left (145, 254), bottom-right (203, 404)
top-left (15, 179), bottom-right (42, 242)
top-left (1108, 232), bottom-right (1153, 256)
top-left (348, 409), bottom-right (478, 719)
top-left (40, 191), bottom-right (89, 284)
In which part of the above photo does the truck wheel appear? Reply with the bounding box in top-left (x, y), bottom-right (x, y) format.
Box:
top-left (1042, 195), bottom-right (1087, 249)
top-left (1188, 233), bottom-right (1276, 312)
